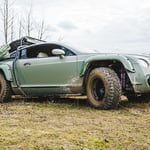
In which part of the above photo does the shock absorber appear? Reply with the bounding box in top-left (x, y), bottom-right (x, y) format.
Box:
top-left (120, 69), bottom-right (126, 89)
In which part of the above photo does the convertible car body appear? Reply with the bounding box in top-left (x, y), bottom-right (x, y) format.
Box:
top-left (0, 36), bottom-right (150, 109)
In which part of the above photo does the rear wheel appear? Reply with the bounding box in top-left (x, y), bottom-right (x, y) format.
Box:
top-left (0, 73), bottom-right (11, 102)
top-left (86, 67), bottom-right (121, 109)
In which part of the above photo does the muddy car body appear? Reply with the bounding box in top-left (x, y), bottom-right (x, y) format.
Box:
top-left (0, 36), bottom-right (150, 109)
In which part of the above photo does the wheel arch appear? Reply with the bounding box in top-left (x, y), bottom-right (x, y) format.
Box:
top-left (0, 65), bottom-right (12, 81)
top-left (81, 60), bottom-right (134, 95)
top-left (80, 56), bottom-right (135, 76)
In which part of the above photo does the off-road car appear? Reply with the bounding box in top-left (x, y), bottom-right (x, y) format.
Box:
top-left (0, 36), bottom-right (150, 109)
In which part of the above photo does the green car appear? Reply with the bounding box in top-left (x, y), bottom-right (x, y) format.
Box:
top-left (0, 36), bottom-right (150, 109)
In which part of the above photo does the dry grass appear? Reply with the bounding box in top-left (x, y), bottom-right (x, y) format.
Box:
top-left (0, 98), bottom-right (150, 150)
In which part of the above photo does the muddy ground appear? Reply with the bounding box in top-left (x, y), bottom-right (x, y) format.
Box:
top-left (0, 97), bottom-right (149, 150)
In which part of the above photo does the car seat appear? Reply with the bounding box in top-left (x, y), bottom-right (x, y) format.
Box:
top-left (37, 52), bottom-right (48, 58)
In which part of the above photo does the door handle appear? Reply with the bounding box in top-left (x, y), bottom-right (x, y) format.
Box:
top-left (24, 62), bottom-right (31, 66)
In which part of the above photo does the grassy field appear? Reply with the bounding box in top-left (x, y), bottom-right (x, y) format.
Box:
top-left (0, 97), bottom-right (149, 150)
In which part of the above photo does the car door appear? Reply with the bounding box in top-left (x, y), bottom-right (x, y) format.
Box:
top-left (15, 44), bottom-right (79, 95)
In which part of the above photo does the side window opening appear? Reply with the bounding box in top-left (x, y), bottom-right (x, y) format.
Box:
top-left (10, 51), bottom-right (16, 58)
top-left (21, 49), bottom-right (27, 58)
top-left (62, 47), bottom-right (75, 56)
top-left (20, 44), bottom-right (76, 59)
top-left (23, 45), bottom-right (49, 59)
top-left (50, 45), bottom-right (75, 56)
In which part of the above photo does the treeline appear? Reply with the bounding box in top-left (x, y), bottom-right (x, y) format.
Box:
top-left (0, 0), bottom-right (49, 44)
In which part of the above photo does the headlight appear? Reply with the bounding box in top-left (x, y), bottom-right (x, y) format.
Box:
top-left (138, 59), bottom-right (149, 68)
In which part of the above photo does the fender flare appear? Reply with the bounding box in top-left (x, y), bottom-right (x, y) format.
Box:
top-left (80, 55), bottom-right (135, 76)
top-left (0, 64), bottom-right (12, 81)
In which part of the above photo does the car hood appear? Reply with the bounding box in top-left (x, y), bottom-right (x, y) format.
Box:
top-left (125, 54), bottom-right (150, 64)
top-left (94, 52), bottom-right (150, 61)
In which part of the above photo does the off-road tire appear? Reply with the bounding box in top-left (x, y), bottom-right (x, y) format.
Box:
top-left (86, 67), bottom-right (121, 109)
top-left (0, 73), bottom-right (11, 102)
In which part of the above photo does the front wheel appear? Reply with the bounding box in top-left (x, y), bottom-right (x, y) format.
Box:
top-left (86, 67), bottom-right (121, 109)
top-left (0, 73), bottom-right (11, 102)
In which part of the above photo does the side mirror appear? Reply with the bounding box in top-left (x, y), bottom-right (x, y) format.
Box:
top-left (52, 49), bottom-right (65, 58)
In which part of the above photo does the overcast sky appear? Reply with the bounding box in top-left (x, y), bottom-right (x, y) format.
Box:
top-left (1, 0), bottom-right (150, 54)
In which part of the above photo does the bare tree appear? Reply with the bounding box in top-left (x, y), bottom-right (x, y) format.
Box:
top-left (0, 0), bottom-right (15, 44)
top-left (18, 20), bottom-right (22, 38)
top-left (36, 19), bottom-right (49, 40)
top-left (1, 0), bottom-right (9, 44)
top-left (18, 5), bottom-right (35, 38)
top-left (26, 5), bottom-right (33, 37)
top-left (10, 11), bottom-right (14, 41)
top-left (37, 19), bottom-right (45, 39)
top-left (0, 0), bottom-right (51, 43)
top-left (58, 35), bottom-right (64, 42)
top-left (24, 8), bottom-right (49, 40)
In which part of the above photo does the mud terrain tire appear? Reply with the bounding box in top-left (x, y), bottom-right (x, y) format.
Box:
top-left (86, 67), bottom-right (121, 109)
top-left (0, 73), bottom-right (11, 102)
